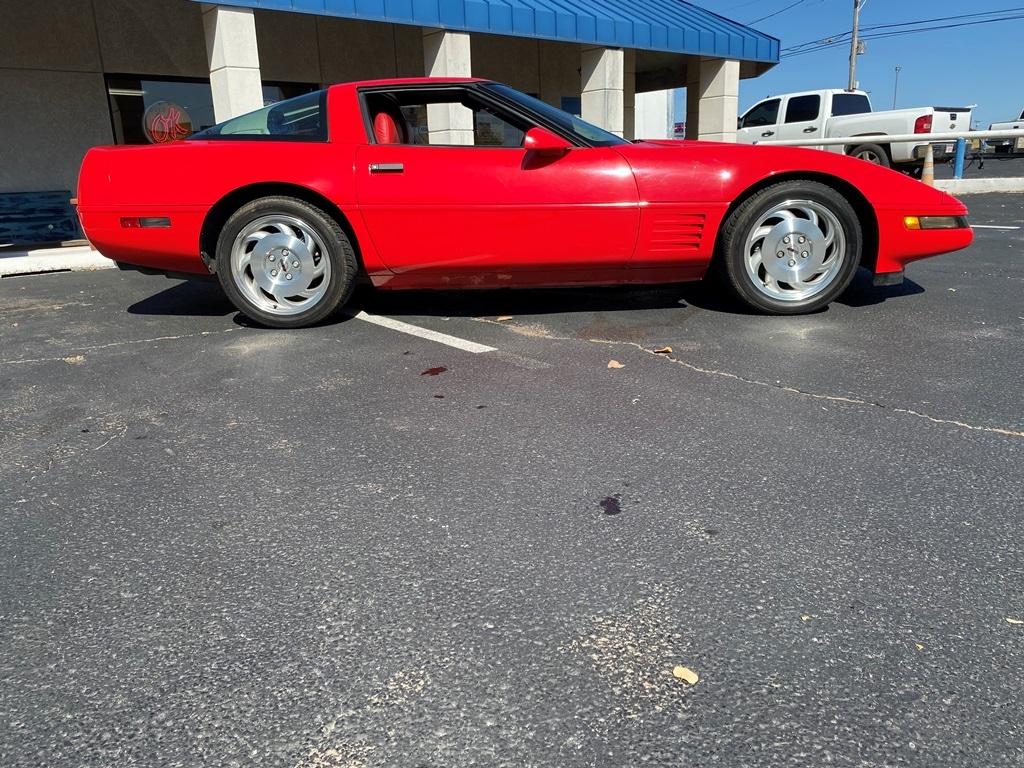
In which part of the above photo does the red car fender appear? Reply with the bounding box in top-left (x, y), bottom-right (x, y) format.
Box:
top-left (77, 137), bottom-right (388, 275)
top-left (619, 141), bottom-right (971, 275)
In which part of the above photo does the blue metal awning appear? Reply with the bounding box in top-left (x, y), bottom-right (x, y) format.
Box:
top-left (198, 0), bottom-right (779, 63)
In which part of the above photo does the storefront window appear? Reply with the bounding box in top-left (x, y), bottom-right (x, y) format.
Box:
top-left (105, 76), bottom-right (317, 145)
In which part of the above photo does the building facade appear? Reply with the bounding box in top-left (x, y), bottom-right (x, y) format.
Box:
top-left (0, 0), bottom-right (778, 200)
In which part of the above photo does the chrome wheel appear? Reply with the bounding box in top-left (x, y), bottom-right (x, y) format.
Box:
top-left (229, 214), bottom-right (331, 316)
top-left (855, 148), bottom-right (884, 164)
top-left (743, 199), bottom-right (847, 303)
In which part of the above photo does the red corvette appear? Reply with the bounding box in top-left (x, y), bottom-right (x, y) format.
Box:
top-left (78, 78), bottom-right (973, 328)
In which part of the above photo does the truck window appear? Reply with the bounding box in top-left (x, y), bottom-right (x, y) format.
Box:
top-left (831, 93), bottom-right (871, 116)
top-left (785, 95), bottom-right (820, 123)
top-left (741, 99), bottom-right (780, 128)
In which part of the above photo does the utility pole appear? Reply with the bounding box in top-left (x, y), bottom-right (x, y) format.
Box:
top-left (848, 0), bottom-right (862, 91)
top-left (892, 65), bottom-right (901, 109)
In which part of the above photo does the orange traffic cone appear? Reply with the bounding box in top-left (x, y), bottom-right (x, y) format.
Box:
top-left (921, 144), bottom-right (935, 186)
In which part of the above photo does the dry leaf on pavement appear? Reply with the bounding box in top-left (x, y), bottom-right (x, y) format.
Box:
top-left (672, 665), bottom-right (699, 685)
top-left (607, 360), bottom-right (625, 369)
top-left (653, 346), bottom-right (673, 354)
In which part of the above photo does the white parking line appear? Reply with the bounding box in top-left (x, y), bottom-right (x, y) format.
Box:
top-left (353, 311), bottom-right (497, 354)
top-left (972, 224), bottom-right (1021, 230)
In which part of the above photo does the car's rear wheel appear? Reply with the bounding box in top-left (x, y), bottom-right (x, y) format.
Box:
top-left (719, 180), bottom-right (862, 314)
top-left (849, 143), bottom-right (891, 168)
top-left (215, 196), bottom-right (357, 328)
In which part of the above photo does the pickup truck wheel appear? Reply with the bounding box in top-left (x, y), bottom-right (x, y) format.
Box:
top-left (720, 180), bottom-right (862, 315)
top-left (849, 143), bottom-right (891, 168)
top-left (215, 196), bottom-right (357, 329)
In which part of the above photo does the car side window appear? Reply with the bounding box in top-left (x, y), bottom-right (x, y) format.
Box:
top-left (364, 89), bottom-right (529, 147)
top-left (784, 95), bottom-right (821, 124)
top-left (741, 99), bottom-right (780, 128)
top-left (191, 91), bottom-right (327, 141)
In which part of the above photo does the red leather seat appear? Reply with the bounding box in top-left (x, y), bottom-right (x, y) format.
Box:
top-left (374, 112), bottom-right (402, 144)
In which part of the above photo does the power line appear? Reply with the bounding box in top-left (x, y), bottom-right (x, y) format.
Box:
top-left (861, 5), bottom-right (1024, 31)
top-left (746, 0), bottom-right (813, 26)
top-left (723, 0), bottom-right (767, 11)
top-left (782, 12), bottom-right (1024, 58)
top-left (782, 6), bottom-right (1024, 52)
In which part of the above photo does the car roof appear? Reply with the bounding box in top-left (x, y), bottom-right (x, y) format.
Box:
top-left (328, 77), bottom-right (487, 91)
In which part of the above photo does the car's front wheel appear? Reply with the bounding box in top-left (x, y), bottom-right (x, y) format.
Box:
top-left (215, 196), bottom-right (357, 328)
top-left (718, 180), bottom-right (862, 314)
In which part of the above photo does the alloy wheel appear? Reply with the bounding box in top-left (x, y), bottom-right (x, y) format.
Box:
top-left (229, 214), bottom-right (332, 316)
top-left (742, 199), bottom-right (848, 303)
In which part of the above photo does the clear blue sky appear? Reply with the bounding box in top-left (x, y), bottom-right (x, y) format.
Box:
top-left (675, 0), bottom-right (1024, 127)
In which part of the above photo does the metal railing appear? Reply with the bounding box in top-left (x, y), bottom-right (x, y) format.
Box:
top-left (753, 129), bottom-right (1024, 182)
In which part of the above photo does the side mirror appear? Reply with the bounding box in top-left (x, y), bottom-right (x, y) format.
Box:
top-left (524, 127), bottom-right (571, 155)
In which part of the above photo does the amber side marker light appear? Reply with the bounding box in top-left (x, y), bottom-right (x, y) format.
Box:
top-left (904, 215), bottom-right (969, 230)
top-left (120, 217), bottom-right (171, 228)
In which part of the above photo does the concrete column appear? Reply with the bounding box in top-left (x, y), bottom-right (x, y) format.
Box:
top-left (623, 50), bottom-right (636, 140)
top-left (580, 46), bottom-right (624, 136)
top-left (422, 29), bottom-right (474, 145)
top-left (689, 57), bottom-right (740, 142)
top-left (202, 4), bottom-right (263, 123)
top-left (635, 90), bottom-right (673, 139)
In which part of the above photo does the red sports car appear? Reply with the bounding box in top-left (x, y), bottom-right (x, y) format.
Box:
top-left (77, 78), bottom-right (973, 328)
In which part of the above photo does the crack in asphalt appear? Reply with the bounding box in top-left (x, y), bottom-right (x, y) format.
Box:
top-left (473, 318), bottom-right (1024, 440)
top-left (0, 327), bottom-right (241, 366)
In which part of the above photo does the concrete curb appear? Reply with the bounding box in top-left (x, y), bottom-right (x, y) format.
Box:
top-left (0, 245), bottom-right (115, 277)
top-left (935, 177), bottom-right (1024, 195)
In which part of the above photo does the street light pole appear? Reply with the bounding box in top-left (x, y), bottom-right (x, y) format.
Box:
top-left (848, 0), bottom-right (862, 91)
top-left (892, 65), bottom-right (901, 109)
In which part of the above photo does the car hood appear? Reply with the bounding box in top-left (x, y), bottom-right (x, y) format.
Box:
top-left (618, 140), bottom-right (966, 213)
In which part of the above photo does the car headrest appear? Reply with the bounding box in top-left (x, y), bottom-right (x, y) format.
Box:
top-left (374, 112), bottom-right (402, 144)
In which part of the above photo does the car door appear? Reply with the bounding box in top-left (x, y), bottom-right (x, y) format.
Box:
top-left (737, 98), bottom-right (781, 143)
top-left (354, 88), bottom-right (640, 277)
top-left (775, 94), bottom-right (823, 147)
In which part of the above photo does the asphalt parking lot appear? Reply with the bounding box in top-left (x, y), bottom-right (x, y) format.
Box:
top-left (1, 193), bottom-right (1022, 767)
top-left (934, 152), bottom-right (1024, 179)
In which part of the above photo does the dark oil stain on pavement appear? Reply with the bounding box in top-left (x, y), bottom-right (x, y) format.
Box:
top-left (599, 495), bottom-right (623, 515)
top-left (421, 366), bottom-right (447, 376)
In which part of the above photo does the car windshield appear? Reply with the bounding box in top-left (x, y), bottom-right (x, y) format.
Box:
top-left (482, 83), bottom-right (628, 147)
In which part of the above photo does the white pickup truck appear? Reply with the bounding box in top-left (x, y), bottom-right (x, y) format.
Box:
top-left (988, 108), bottom-right (1023, 153)
top-left (737, 89), bottom-right (972, 172)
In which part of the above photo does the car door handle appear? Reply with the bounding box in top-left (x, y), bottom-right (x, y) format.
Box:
top-left (369, 163), bottom-right (404, 174)
top-left (761, 130), bottom-right (775, 137)
top-left (803, 127), bottom-right (818, 133)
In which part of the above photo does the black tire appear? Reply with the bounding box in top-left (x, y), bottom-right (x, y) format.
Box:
top-left (849, 142), bottom-right (891, 168)
top-left (719, 180), bottom-right (862, 315)
top-left (215, 196), bottom-right (357, 329)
